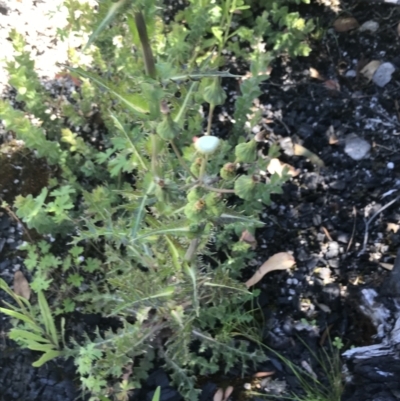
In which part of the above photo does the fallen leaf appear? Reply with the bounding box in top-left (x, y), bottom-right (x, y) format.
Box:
top-left (213, 386), bottom-right (234, 401)
top-left (333, 16), bottom-right (359, 32)
top-left (253, 371), bottom-right (275, 378)
top-left (397, 22), bottom-right (400, 36)
top-left (240, 230), bottom-right (257, 250)
top-left (387, 223), bottom-right (400, 233)
top-left (267, 158), bottom-right (300, 177)
top-left (380, 262), bottom-right (393, 271)
top-left (13, 271), bottom-right (31, 300)
top-left (360, 60), bottom-right (382, 81)
top-left (245, 252), bottom-right (296, 288)
top-left (213, 389), bottom-right (224, 401)
top-left (293, 144), bottom-right (325, 167)
top-left (309, 67), bottom-right (324, 80)
top-left (327, 125), bottom-right (339, 145)
top-left (55, 72), bottom-right (82, 87)
top-left (223, 386), bottom-right (234, 401)
top-left (323, 79), bottom-right (340, 92)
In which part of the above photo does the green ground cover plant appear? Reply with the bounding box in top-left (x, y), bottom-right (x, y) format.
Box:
top-left (0, 0), bottom-right (315, 400)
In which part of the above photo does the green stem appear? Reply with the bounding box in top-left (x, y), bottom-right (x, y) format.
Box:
top-left (170, 139), bottom-right (198, 180)
top-left (134, 11), bottom-right (156, 79)
top-left (198, 155), bottom-right (208, 182)
top-left (202, 185), bottom-right (235, 194)
top-left (206, 104), bottom-right (214, 135)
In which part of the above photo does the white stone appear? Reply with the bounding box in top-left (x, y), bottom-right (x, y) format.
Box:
top-left (344, 134), bottom-right (371, 160)
top-left (373, 62), bottom-right (395, 88)
top-left (359, 20), bottom-right (379, 33)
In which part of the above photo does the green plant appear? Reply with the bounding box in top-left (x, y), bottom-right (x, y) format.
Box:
top-left (0, 0), bottom-right (317, 400)
top-left (0, 278), bottom-right (63, 367)
top-left (246, 336), bottom-right (343, 401)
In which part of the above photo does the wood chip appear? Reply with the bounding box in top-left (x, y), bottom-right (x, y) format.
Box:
top-left (333, 16), bottom-right (359, 32)
top-left (13, 271), bottom-right (31, 300)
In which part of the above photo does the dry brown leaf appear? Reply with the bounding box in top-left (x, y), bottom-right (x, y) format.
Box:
top-left (223, 386), bottom-right (234, 401)
top-left (13, 271), bottom-right (31, 300)
top-left (253, 371), bottom-right (275, 378)
top-left (293, 144), bottom-right (325, 167)
top-left (360, 60), bottom-right (382, 81)
top-left (245, 252), bottom-right (296, 288)
top-left (380, 262), bottom-right (393, 271)
top-left (387, 222), bottom-right (400, 233)
top-left (267, 158), bottom-right (300, 177)
top-left (333, 16), bottom-right (359, 32)
top-left (326, 125), bottom-right (339, 145)
top-left (397, 22), bottom-right (400, 36)
top-left (213, 389), bottom-right (224, 401)
top-left (309, 67), bottom-right (324, 80)
top-left (323, 79), bottom-right (340, 92)
top-left (213, 386), bottom-right (234, 401)
top-left (240, 230), bottom-right (257, 250)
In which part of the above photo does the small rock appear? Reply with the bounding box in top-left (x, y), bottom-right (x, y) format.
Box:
top-left (345, 69), bottom-right (357, 78)
top-left (329, 180), bottom-right (346, 190)
top-left (373, 62), bottom-right (395, 88)
top-left (328, 258), bottom-right (340, 268)
top-left (344, 134), bottom-right (371, 160)
top-left (387, 162), bottom-right (395, 170)
top-left (359, 20), bottom-right (379, 33)
top-left (326, 241), bottom-right (340, 259)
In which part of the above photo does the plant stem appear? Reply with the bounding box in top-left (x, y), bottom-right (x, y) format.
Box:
top-left (134, 11), bottom-right (156, 79)
top-left (202, 185), bottom-right (235, 194)
top-left (198, 155), bottom-right (208, 182)
top-left (170, 139), bottom-right (198, 180)
top-left (206, 104), bottom-right (214, 135)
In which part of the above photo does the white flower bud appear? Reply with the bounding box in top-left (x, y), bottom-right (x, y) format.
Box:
top-left (194, 136), bottom-right (220, 155)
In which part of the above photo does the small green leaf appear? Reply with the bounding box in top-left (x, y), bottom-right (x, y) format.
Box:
top-left (211, 27), bottom-right (223, 44)
top-left (32, 350), bottom-right (62, 367)
top-left (203, 78), bottom-right (227, 107)
top-left (156, 115), bottom-right (180, 141)
top-left (8, 329), bottom-right (51, 344)
top-left (235, 139), bottom-right (257, 163)
top-left (85, 0), bottom-right (131, 50)
top-left (234, 175), bottom-right (257, 200)
top-left (0, 307), bottom-right (37, 327)
top-left (63, 67), bottom-right (149, 119)
top-left (152, 386), bottom-right (161, 401)
top-left (38, 291), bottom-right (59, 346)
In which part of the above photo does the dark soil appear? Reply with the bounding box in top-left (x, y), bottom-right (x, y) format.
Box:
top-left (2, 0), bottom-right (400, 400)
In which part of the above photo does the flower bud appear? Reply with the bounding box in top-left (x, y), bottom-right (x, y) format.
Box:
top-left (193, 135), bottom-right (220, 155)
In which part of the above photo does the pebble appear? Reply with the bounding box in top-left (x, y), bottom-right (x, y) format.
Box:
top-left (344, 133), bottom-right (371, 160)
top-left (373, 62), bottom-right (395, 88)
top-left (387, 162), bottom-right (395, 169)
top-left (359, 20), bottom-right (379, 33)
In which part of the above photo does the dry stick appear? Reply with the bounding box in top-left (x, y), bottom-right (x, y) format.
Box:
top-left (346, 206), bottom-right (357, 254)
top-left (358, 196), bottom-right (400, 257)
top-left (2, 204), bottom-right (33, 243)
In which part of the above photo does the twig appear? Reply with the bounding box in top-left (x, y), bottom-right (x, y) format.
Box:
top-left (1, 203), bottom-right (33, 243)
top-left (358, 196), bottom-right (400, 257)
top-left (346, 206), bottom-right (357, 254)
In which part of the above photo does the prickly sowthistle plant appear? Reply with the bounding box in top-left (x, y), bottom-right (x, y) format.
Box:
top-left (0, 0), bottom-right (313, 400)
